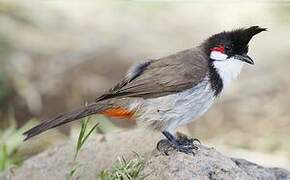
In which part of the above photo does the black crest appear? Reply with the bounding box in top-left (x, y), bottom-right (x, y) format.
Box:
top-left (204, 26), bottom-right (267, 55)
top-left (239, 26), bottom-right (267, 43)
top-left (229, 26), bottom-right (267, 53)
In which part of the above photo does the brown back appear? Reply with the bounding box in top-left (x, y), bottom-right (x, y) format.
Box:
top-left (97, 48), bottom-right (209, 101)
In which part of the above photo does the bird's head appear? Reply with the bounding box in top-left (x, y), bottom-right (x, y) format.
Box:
top-left (204, 26), bottom-right (267, 65)
top-left (203, 26), bottom-right (266, 88)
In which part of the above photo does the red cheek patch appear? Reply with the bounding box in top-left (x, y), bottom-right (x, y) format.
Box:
top-left (210, 45), bottom-right (225, 53)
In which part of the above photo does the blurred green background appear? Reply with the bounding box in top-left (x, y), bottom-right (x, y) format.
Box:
top-left (0, 0), bottom-right (290, 171)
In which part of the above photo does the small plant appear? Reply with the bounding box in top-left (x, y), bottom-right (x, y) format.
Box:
top-left (0, 110), bottom-right (36, 172)
top-left (98, 154), bottom-right (145, 180)
top-left (66, 116), bottom-right (99, 180)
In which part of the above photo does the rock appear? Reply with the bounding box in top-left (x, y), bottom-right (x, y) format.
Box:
top-left (0, 129), bottom-right (161, 180)
top-left (0, 130), bottom-right (289, 180)
top-left (142, 147), bottom-right (290, 180)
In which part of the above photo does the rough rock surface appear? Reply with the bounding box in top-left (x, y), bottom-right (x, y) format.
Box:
top-left (0, 130), bottom-right (289, 180)
top-left (143, 147), bottom-right (290, 180)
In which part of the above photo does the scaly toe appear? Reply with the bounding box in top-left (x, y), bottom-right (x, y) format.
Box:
top-left (157, 138), bottom-right (199, 155)
top-left (157, 139), bottom-right (175, 155)
top-left (177, 146), bottom-right (195, 155)
top-left (157, 131), bottom-right (200, 155)
top-left (176, 132), bottom-right (201, 146)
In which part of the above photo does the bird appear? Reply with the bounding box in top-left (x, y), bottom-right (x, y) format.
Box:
top-left (23, 26), bottom-right (266, 154)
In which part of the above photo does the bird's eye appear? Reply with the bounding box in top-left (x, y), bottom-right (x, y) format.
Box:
top-left (225, 46), bottom-right (231, 51)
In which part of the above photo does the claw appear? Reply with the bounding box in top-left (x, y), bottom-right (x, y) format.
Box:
top-left (157, 131), bottom-right (200, 155)
top-left (157, 139), bottom-right (172, 155)
top-left (192, 138), bottom-right (201, 145)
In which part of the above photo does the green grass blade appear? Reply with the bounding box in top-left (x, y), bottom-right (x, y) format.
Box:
top-left (80, 123), bottom-right (99, 148)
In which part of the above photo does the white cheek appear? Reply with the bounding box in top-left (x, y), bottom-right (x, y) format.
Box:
top-left (210, 51), bottom-right (228, 61)
top-left (213, 57), bottom-right (244, 88)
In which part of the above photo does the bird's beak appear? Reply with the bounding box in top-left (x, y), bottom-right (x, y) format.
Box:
top-left (234, 54), bottom-right (255, 65)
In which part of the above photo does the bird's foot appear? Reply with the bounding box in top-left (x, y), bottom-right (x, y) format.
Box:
top-left (157, 131), bottom-right (200, 155)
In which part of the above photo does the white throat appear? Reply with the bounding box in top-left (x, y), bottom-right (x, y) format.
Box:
top-left (213, 57), bottom-right (244, 88)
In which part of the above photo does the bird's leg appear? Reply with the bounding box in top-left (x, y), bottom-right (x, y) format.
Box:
top-left (157, 131), bottom-right (200, 155)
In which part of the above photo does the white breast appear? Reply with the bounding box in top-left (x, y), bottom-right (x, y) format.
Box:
top-left (133, 77), bottom-right (216, 133)
top-left (130, 58), bottom-right (245, 133)
top-left (213, 57), bottom-right (244, 88)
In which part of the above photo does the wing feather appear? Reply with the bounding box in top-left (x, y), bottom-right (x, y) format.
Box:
top-left (96, 48), bottom-right (208, 101)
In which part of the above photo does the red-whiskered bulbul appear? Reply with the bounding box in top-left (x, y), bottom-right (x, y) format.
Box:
top-left (24, 26), bottom-right (266, 153)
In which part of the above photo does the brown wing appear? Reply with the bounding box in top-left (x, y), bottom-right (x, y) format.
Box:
top-left (96, 48), bottom-right (208, 101)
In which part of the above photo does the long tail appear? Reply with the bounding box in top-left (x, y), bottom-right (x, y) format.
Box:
top-left (23, 102), bottom-right (108, 141)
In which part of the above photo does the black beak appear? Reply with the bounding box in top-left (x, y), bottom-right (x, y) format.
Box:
top-left (234, 54), bottom-right (254, 65)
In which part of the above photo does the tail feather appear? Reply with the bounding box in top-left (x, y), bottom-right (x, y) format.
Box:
top-left (23, 103), bottom-right (107, 141)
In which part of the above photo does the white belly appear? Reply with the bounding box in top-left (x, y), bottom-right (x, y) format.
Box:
top-left (134, 77), bottom-right (216, 133)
